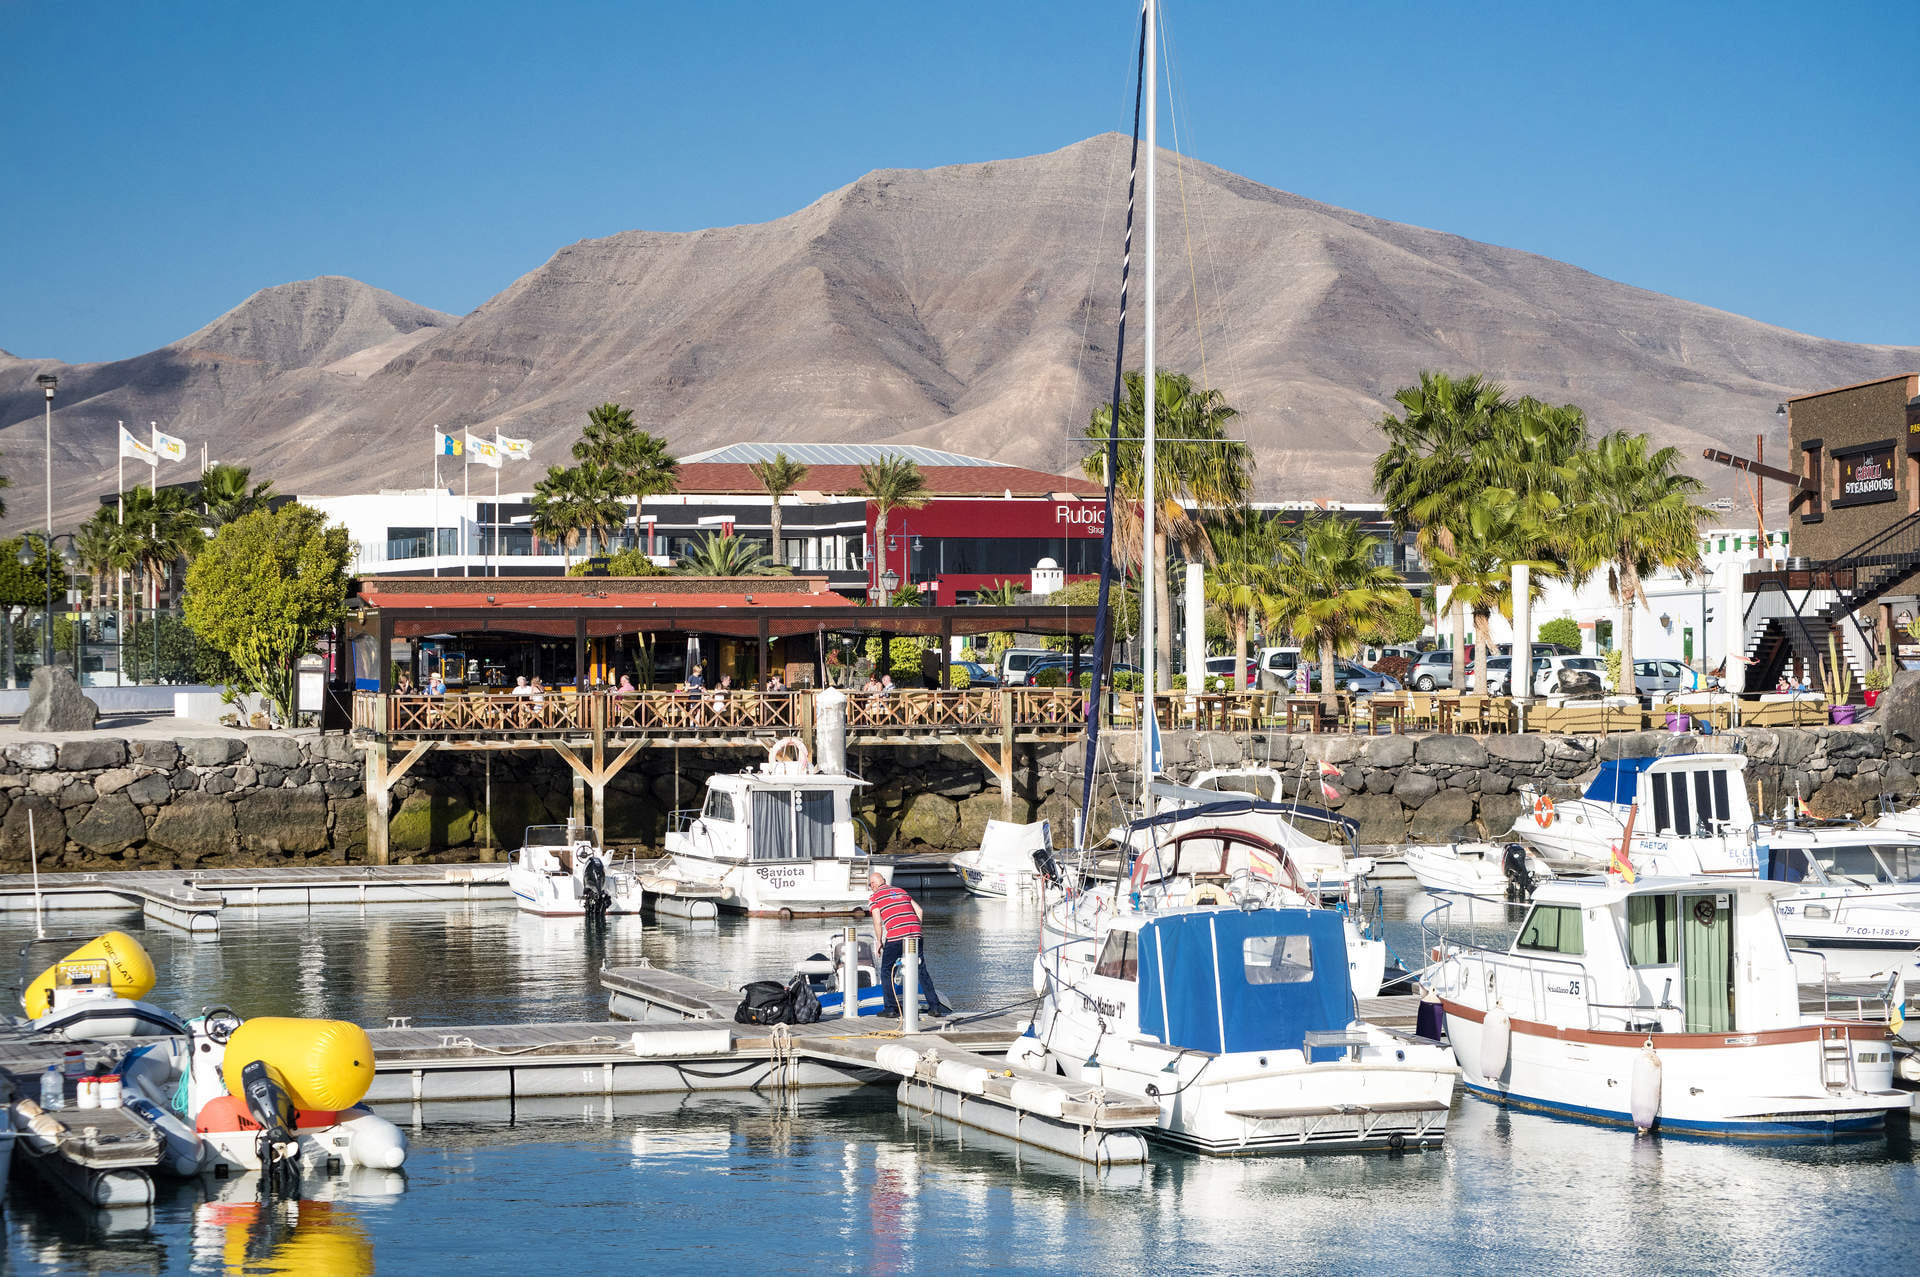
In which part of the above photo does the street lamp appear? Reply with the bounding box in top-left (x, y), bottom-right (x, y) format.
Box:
top-left (36, 374), bottom-right (56, 557)
top-left (880, 568), bottom-right (900, 601)
top-left (18, 531), bottom-right (77, 670)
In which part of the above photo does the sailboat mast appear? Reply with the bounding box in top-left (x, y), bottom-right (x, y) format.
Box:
top-left (1140, 0), bottom-right (1157, 785)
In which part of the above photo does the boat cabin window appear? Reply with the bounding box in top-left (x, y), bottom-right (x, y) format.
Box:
top-left (1094, 930), bottom-right (1137, 982)
top-left (703, 790), bottom-right (735, 823)
top-left (1766, 846), bottom-right (1812, 883)
top-left (1820, 843), bottom-right (1920, 884)
top-left (1243, 933), bottom-right (1314, 985)
top-left (1647, 768), bottom-right (1733, 837)
top-left (1516, 904), bottom-right (1585, 956)
top-left (1626, 895), bottom-right (1680, 965)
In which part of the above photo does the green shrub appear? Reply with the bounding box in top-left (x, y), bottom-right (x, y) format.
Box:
top-left (569, 548), bottom-right (668, 577)
top-left (1604, 648), bottom-right (1623, 689)
top-left (1538, 617), bottom-right (1582, 651)
top-left (948, 663), bottom-right (972, 689)
top-left (1033, 667), bottom-right (1069, 688)
top-left (864, 636), bottom-right (932, 682)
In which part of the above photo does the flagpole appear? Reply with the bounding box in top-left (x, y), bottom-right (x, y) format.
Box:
top-left (491, 455), bottom-right (500, 579)
top-left (432, 426), bottom-right (441, 579)
top-left (462, 442), bottom-right (470, 579)
top-left (117, 424), bottom-right (125, 687)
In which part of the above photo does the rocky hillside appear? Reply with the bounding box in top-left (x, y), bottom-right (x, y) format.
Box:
top-left (4, 135), bottom-right (1915, 529)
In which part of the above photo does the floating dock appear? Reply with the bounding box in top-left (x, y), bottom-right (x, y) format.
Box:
top-left (0, 863), bottom-right (511, 932)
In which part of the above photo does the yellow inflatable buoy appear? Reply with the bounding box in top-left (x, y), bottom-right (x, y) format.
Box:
top-left (222, 1018), bottom-right (376, 1113)
top-left (24, 930), bottom-right (157, 1018)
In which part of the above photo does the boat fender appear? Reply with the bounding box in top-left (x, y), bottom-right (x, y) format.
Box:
top-left (340, 1108), bottom-right (409, 1169)
top-left (1898, 1052), bottom-right (1920, 1086)
top-left (875, 1043), bottom-right (920, 1078)
top-left (1008, 1079), bottom-right (1067, 1118)
top-left (934, 1060), bottom-right (991, 1097)
top-left (1483, 1008), bottom-right (1511, 1084)
top-left (222, 1017), bottom-right (376, 1112)
top-left (1630, 1042), bottom-right (1662, 1134)
top-left (1005, 1034), bottom-right (1051, 1073)
top-left (23, 930), bottom-right (157, 1018)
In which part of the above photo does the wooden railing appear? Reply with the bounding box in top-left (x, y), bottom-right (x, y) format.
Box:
top-left (606, 690), bottom-right (804, 735)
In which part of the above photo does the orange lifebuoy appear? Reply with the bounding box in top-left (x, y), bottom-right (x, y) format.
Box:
top-left (1533, 795), bottom-right (1556, 828)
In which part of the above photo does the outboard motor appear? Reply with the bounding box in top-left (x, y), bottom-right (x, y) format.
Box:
top-left (239, 1059), bottom-right (301, 1198)
top-left (1032, 847), bottom-right (1068, 890)
top-left (582, 854), bottom-right (612, 918)
top-left (1502, 843), bottom-right (1535, 901)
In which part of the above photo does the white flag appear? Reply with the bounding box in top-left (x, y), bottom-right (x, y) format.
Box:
top-left (464, 432), bottom-right (502, 469)
top-left (151, 424), bottom-right (187, 463)
top-left (119, 426), bottom-right (157, 465)
top-left (496, 432), bottom-right (532, 462)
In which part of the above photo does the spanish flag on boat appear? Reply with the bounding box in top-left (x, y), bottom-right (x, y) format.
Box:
top-left (1608, 840), bottom-right (1637, 884)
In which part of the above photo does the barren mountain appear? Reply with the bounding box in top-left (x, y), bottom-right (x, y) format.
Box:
top-left (3, 135), bottom-right (1914, 531)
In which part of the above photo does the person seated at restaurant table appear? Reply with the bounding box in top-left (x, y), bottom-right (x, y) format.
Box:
top-left (765, 672), bottom-right (786, 694)
top-left (426, 673), bottom-right (446, 697)
top-left (510, 675), bottom-right (533, 698)
top-left (879, 674), bottom-right (895, 695)
top-left (616, 674), bottom-right (637, 695)
top-left (396, 674), bottom-right (415, 694)
top-left (709, 674), bottom-right (733, 719)
top-left (529, 677), bottom-right (548, 714)
top-left (860, 674), bottom-right (883, 695)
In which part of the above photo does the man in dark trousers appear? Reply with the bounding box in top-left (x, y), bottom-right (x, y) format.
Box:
top-left (867, 870), bottom-right (950, 1018)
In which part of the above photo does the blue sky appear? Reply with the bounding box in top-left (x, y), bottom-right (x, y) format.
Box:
top-left (5, 0), bottom-right (1915, 363)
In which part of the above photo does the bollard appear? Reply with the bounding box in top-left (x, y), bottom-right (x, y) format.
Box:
top-left (839, 925), bottom-right (859, 1019)
top-left (902, 935), bottom-right (921, 1034)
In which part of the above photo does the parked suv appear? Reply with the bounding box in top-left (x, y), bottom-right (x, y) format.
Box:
top-left (1408, 650), bottom-right (1454, 691)
top-left (998, 647), bottom-right (1054, 687)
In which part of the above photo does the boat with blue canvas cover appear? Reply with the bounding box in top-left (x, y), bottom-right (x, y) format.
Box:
top-left (1426, 875), bottom-right (1905, 1139)
top-left (1019, 896), bottom-right (1457, 1155)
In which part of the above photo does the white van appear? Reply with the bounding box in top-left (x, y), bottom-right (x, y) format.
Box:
top-left (1256, 646), bottom-right (1303, 690)
top-left (999, 648), bottom-right (1055, 687)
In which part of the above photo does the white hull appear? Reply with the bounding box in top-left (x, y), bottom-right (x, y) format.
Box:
top-left (953, 863), bottom-right (1040, 899)
top-left (199, 1107), bottom-right (407, 1171)
top-left (508, 870), bottom-right (645, 917)
top-left (1443, 1003), bottom-right (1900, 1136)
top-left (663, 843), bottom-right (870, 916)
top-left (1402, 844), bottom-right (1547, 900)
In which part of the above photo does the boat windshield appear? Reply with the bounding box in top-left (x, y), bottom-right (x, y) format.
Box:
top-left (1766, 842), bottom-right (1920, 885)
top-left (524, 825), bottom-right (574, 848)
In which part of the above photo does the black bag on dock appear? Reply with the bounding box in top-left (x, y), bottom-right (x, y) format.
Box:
top-left (786, 972), bottom-right (821, 1025)
top-left (735, 980), bottom-right (794, 1025)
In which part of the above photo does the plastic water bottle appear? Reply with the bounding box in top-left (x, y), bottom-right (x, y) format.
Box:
top-left (40, 1065), bottom-right (63, 1110)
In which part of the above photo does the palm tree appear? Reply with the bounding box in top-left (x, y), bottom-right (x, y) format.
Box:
top-left (857, 455), bottom-right (929, 604)
top-left (678, 531), bottom-right (775, 576)
top-left (1564, 432), bottom-right (1709, 698)
top-left (118, 486), bottom-right (203, 607)
top-left (1264, 513), bottom-right (1411, 706)
top-left (573, 403), bottom-right (677, 547)
top-left (75, 509), bottom-right (136, 610)
top-left (530, 465), bottom-right (590, 568)
top-left (1425, 488), bottom-right (1562, 690)
top-left (1204, 507), bottom-right (1284, 690)
top-left (974, 579), bottom-right (1026, 606)
top-left (198, 463), bottom-right (276, 527)
top-left (569, 463), bottom-right (629, 557)
top-left (1085, 370), bottom-right (1252, 684)
top-left (750, 451), bottom-right (809, 569)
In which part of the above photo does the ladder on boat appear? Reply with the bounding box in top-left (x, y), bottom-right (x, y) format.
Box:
top-left (1819, 1026), bottom-right (1854, 1092)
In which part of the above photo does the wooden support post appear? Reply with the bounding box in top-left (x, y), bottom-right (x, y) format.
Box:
top-left (364, 742), bottom-right (391, 866)
top-left (591, 733), bottom-right (606, 849)
top-left (758, 614), bottom-right (771, 689)
top-left (377, 613), bottom-right (394, 693)
top-left (939, 617), bottom-right (953, 688)
top-left (999, 688), bottom-right (1016, 821)
top-left (574, 617), bottom-right (588, 690)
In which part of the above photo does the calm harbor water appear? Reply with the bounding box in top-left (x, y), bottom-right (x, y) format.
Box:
top-left (4, 886), bottom-right (1914, 1275)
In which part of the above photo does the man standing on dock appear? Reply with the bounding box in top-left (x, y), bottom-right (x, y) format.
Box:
top-left (867, 871), bottom-right (949, 1018)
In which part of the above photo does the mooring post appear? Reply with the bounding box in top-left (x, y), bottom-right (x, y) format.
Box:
top-left (364, 742), bottom-right (392, 867)
top-left (839, 925), bottom-right (858, 1019)
top-left (591, 734), bottom-right (607, 850)
top-left (901, 935), bottom-right (921, 1034)
top-left (572, 770), bottom-right (587, 834)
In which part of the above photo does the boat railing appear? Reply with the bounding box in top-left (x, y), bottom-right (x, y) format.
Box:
top-left (668, 808), bottom-right (702, 835)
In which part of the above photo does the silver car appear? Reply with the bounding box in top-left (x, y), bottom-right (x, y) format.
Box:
top-left (1408, 650), bottom-right (1454, 691)
top-left (1632, 658), bottom-right (1696, 694)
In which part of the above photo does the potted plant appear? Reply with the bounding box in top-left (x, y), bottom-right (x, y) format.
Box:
top-left (1863, 666), bottom-right (1890, 707)
top-left (1823, 633), bottom-right (1857, 724)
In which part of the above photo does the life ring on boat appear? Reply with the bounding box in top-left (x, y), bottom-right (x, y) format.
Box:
top-left (767, 737), bottom-right (811, 772)
top-left (1532, 796), bottom-right (1556, 828)
top-left (1187, 883), bottom-right (1231, 907)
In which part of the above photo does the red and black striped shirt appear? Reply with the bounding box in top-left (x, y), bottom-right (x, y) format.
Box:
top-left (869, 884), bottom-right (922, 938)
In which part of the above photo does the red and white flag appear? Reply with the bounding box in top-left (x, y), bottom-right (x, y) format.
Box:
top-left (1320, 779), bottom-right (1341, 804)
top-left (1319, 761), bottom-right (1343, 779)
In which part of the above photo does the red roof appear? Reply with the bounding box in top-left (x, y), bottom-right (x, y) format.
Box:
top-left (672, 463), bottom-right (1102, 499)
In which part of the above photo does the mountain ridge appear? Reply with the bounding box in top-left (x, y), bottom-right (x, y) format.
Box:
top-left (2, 133), bottom-right (1913, 531)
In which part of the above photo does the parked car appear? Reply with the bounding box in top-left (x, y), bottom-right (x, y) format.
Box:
top-left (1022, 655), bottom-right (1140, 686)
top-left (1408, 650), bottom-right (1454, 691)
top-left (951, 659), bottom-right (1000, 687)
top-left (1297, 659), bottom-right (1402, 696)
top-left (1357, 643), bottom-right (1424, 667)
top-left (1256, 646), bottom-right (1303, 689)
top-left (998, 647), bottom-right (1054, 686)
top-left (1204, 654), bottom-right (1259, 687)
top-left (1536, 655), bottom-right (1613, 696)
top-left (1632, 658), bottom-right (1697, 694)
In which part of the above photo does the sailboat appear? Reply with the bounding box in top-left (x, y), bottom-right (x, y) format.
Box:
top-left (1020, 0), bottom-right (1459, 1154)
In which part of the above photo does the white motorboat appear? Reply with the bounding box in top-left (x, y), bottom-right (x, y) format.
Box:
top-left (1512, 752), bottom-right (1756, 875)
top-left (1150, 770), bottom-right (1374, 902)
top-left (1426, 876), bottom-right (1905, 1138)
top-left (507, 824), bottom-right (644, 917)
top-left (1017, 900), bottom-right (1457, 1154)
top-left (1403, 842), bottom-right (1554, 900)
top-left (1755, 830), bottom-right (1920, 984)
top-left (1041, 809), bottom-right (1393, 1000)
top-left (664, 747), bottom-right (872, 917)
top-left (950, 819), bottom-right (1050, 898)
